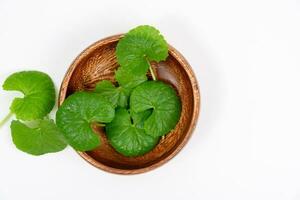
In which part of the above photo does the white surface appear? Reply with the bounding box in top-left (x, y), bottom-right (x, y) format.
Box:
top-left (0, 0), bottom-right (300, 199)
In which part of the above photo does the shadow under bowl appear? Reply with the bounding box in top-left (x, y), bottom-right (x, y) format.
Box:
top-left (58, 34), bottom-right (200, 174)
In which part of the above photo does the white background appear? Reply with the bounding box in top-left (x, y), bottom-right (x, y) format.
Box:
top-left (0, 0), bottom-right (300, 199)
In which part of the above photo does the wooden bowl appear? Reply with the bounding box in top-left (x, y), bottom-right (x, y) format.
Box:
top-left (58, 34), bottom-right (200, 174)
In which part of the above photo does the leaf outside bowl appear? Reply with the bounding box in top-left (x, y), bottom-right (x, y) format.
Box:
top-left (58, 34), bottom-right (200, 175)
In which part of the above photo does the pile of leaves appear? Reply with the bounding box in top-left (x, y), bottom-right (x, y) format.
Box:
top-left (1, 25), bottom-right (181, 157)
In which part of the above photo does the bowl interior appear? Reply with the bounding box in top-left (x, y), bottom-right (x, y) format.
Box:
top-left (59, 35), bottom-right (199, 174)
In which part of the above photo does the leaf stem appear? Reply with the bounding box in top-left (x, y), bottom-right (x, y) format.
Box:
top-left (149, 66), bottom-right (157, 81)
top-left (0, 112), bottom-right (13, 129)
top-left (146, 58), bottom-right (157, 81)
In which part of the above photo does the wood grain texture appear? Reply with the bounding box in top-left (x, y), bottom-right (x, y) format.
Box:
top-left (58, 34), bottom-right (200, 175)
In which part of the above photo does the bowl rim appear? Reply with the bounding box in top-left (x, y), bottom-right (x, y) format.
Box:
top-left (58, 34), bottom-right (201, 175)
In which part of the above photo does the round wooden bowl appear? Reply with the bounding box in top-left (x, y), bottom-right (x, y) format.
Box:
top-left (58, 34), bottom-right (200, 175)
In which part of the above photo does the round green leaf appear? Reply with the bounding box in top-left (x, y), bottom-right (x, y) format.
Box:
top-left (130, 109), bottom-right (152, 129)
top-left (11, 119), bottom-right (67, 156)
top-left (94, 80), bottom-right (124, 107)
top-left (130, 81), bottom-right (181, 137)
top-left (56, 92), bottom-right (115, 151)
top-left (2, 71), bottom-right (55, 120)
top-left (116, 25), bottom-right (168, 76)
top-left (115, 66), bottom-right (147, 88)
top-left (106, 108), bottom-right (159, 157)
top-left (94, 80), bottom-right (131, 108)
top-left (94, 75), bottom-right (147, 108)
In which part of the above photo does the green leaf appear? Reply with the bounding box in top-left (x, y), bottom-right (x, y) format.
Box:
top-left (11, 119), bottom-right (67, 155)
top-left (130, 109), bottom-right (152, 129)
top-left (130, 81), bottom-right (181, 137)
top-left (56, 92), bottom-right (115, 151)
top-left (2, 71), bottom-right (55, 120)
top-left (115, 66), bottom-right (147, 88)
top-left (94, 74), bottom-right (147, 108)
top-left (94, 80), bottom-right (128, 108)
top-left (106, 108), bottom-right (159, 157)
top-left (116, 25), bottom-right (168, 76)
